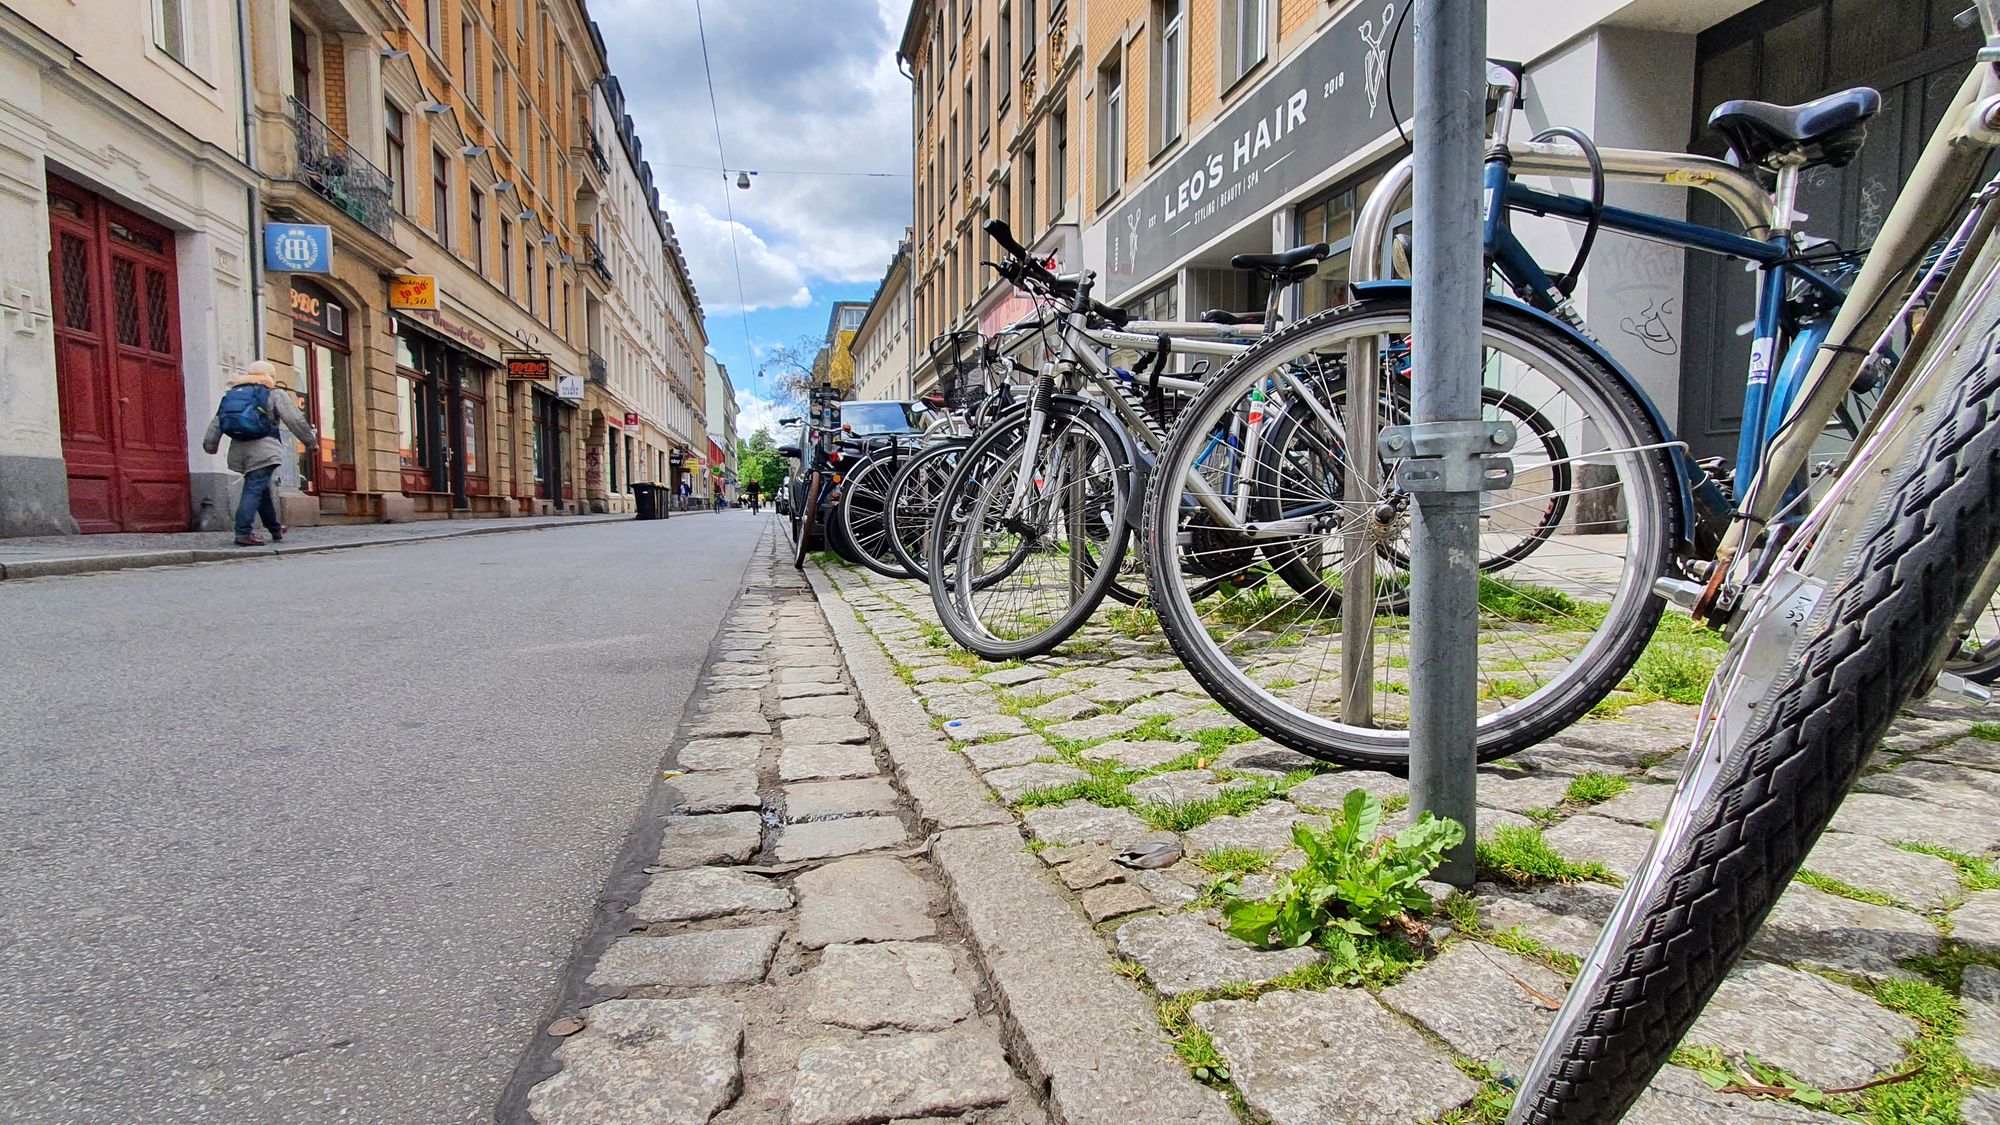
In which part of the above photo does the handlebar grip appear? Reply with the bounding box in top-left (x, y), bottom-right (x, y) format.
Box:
top-left (983, 218), bottom-right (1028, 259)
top-left (1088, 300), bottom-right (1130, 329)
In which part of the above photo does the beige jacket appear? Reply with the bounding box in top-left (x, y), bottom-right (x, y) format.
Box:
top-left (201, 369), bottom-right (317, 474)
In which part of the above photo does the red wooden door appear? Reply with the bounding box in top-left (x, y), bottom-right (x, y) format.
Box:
top-left (47, 176), bottom-right (191, 533)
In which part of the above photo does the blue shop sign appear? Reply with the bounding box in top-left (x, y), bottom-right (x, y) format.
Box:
top-left (263, 224), bottom-right (333, 273)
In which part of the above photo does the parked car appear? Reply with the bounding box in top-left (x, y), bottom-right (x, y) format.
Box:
top-left (775, 475), bottom-right (792, 517)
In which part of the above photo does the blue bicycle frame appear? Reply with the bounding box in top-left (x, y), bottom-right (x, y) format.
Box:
top-left (1479, 156), bottom-right (1846, 519)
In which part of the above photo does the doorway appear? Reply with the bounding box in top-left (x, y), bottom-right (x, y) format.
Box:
top-left (46, 174), bottom-right (191, 533)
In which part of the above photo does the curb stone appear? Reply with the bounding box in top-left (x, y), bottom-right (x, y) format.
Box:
top-left (807, 563), bottom-right (1233, 1125)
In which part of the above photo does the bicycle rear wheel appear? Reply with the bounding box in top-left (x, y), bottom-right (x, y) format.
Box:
top-left (885, 439), bottom-right (970, 581)
top-left (838, 448), bottom-right (916, 579)
top-left (1510, 251), bottom-right (2000, 1125)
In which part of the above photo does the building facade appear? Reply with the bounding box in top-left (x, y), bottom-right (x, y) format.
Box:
top-left (1, 0), bottom-right (260, 535)
top-left (579, 73), bottom-right (707, 513)
top-left (900, 0), bottom-right (1977, 462)
top-left (703, 352), bottom-right (738, 505)
top-left (849, 233), bottom-right (914, 402)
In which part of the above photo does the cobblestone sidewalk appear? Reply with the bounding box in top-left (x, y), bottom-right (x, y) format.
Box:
top-left (525, 524), bottom-right (1048, 1124)
top-left (816, 557), bottom-right (2000, 1125)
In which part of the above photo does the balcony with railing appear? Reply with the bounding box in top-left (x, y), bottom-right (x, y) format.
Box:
top-left (287, 97), bottom-right (398, 241)
top-left (582, 230), bottom-right (612, 283)
top-left (588, 350), bottom-right (609, 386)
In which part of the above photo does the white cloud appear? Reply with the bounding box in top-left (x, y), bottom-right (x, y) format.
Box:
top-left (591, 0), bottom-right (914, 310)
top-left (734, 391), bottom-right (790, 441)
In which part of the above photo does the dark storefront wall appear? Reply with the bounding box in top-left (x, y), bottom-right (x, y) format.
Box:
top-left (1679, 0), bottom-right (1980, 463)
top-left (396, 323), bottom-right (496, 511)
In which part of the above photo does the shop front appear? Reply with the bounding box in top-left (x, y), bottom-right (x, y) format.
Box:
top-left (395, 315), bottom-right (500, 516)
top-left (288, 279), bottom-right (358, 500)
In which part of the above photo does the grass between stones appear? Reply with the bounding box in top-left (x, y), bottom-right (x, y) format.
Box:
top-left (1795, 869), bottom-right (1904, 910)
top-left (1969, 721), bottom-right (2000, 741)
top-left (1430, 1057), bottom-right (1517, 1124)
top-left (1437, 892), bottom-right (1582, 977)
top-left (1861, 977), bottom-right (1979, 1125)
top-left (1475, 825), bottom-right (1617, 886)
top-left (1562, 771), bottom-right (1630, 806)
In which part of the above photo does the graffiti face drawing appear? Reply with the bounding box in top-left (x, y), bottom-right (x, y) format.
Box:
top-left (1620, 297), bottom-right (1679, 356)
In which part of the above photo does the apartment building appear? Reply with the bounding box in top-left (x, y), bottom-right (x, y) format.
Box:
top-left (900, 0), bottom-right (1083, 395)
top-left (579, 71), bottom-right (708, 513)
top-left (704, 352), bottom-right (738, 506)
top-left (902, 0), bottom-right (1976, 459)
top-left (849, 234), bottom-right (914, 402)
top-left (1, 0), bottom-right (260, 535)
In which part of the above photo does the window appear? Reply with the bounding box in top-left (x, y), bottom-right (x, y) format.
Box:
top-left (998, 5), bottom-right (1012, 108)
top-left (1023, 144), bottom-right (1037, 235)
top-left (499, 216), bottom-right (513, 295)
top-left (947, 114), bottom-right (958, 188)
top-left (462, 18), bottom-right (478, 101)
top-left (1097, 53), bottom-right (1125, 200)
top-left (1221, 0), bottom-right (1267, 89)
top-left (1022, 0), bottom-right (1036, 65)
top-left (526, 245), bottom-right (537, 317)
top-left (156, 0), bottom-right (194, 66)
top-left (979, 44), bottom-right (991, 141)
top-left (996, 174), bottom-right (1010, 232)
top-left (431, 149), bottom-right (451, 239)
top-left (609, 428), bottom-right (620, 491)
top-left (492, 63), bottom-right (504, 130)
top-left (470, 188), bottom-right (485, 270)
top-left (385, 102), bottom-right (408, 213)
top-left (562, 280), bottom-right (570, 337)
top-left (962, 81), bottom-right (973, 168)
top-left (545, 263), bottom-right (554, 326)
top-left (1052, 106), bottom-right (1068, 214)
top-left (423, 0), bottom-right (441, 52)
top-left (1150, 0), bottom-right (1184, 153)
top-left (290, 21), bottom-right (314, 110)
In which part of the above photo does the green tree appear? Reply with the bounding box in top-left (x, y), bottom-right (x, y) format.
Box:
top-left (738, 428), bottom-right (788, 496)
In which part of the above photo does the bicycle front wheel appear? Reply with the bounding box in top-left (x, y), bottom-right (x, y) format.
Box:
top-left (1144, 294), bottom-right (1676, 769)
top-left (885, 439), bottom-right (970, 581)
top-left (838, 448), bottom-right (916, 579)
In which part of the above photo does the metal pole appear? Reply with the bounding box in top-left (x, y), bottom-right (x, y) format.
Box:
top-left (1407, 0), bottom-right (1487, 884)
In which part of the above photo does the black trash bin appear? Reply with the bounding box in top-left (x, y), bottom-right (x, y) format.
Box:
top-left (632, 482), bottom-right (666, 520)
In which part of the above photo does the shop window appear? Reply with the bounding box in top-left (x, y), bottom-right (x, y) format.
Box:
top-left (1220, 0), bottom-right (1267, 90)
top-left (462, 391), bottom-right (484, 478)
top-left (398, 374), bottom-right (434, 473)
top-left (1097, 52), bottom-right (1125, 200)
top-left (1294, 169), bottom-right (1401, 318)
top-left (1150, 0), bottom-right (1184, 154)
top-left (608, 428), bottom-right (620, 491)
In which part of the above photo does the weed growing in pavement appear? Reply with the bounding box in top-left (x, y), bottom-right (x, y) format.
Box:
top-left (918, 621), bottom-right (950, 648)
top-left (1157, 996), bottom-right (1233, 1085)
top-left (1105, 606), bottom-right (1160, 638)
top-left (1013, 774), bottom-right (1136, 810)
top-left (1137, 780), bottom-right (1283, 833)
top-left (1193, 847), bottom-right (1274, 880)
top-left (1432, 1058), bottom-right (1516, 1124)
top-left (1476, 574), bottom-right (1603, 625)
top-left (1562, 772), bottom-right (1631, 805)
top-left (1522, 806), bottom-right (1561, 825)
top-left (1222, 789), bottom-right (1462, 953)
top-left (1486, 927), bottom-right (1582, 976)
top-left (1476, 825), bottom-right (1616, 886)
top-left (1897, 842), bottom-right (2000, 893)
top-left (1795, 869), bottom-right (1902, 909)
top-left (1862, 977), bottom-right (1979, 1125)
top-left (1670, 1049), bottom-right (1860, 1117)
top-left (1625, 639), bottom-right (1717, 705)
top-left (1968, 721), bottom-right (2000, 741)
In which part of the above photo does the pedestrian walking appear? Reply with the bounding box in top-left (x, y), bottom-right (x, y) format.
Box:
top-left (202, 360), bottom-right (317, 546)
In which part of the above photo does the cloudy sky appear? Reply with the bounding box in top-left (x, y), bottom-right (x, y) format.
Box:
top-left (591, 0), bottom-right (914, 439)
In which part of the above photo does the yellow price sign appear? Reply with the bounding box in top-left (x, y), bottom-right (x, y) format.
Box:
top-left (390, 275), bottom-right (438, 310)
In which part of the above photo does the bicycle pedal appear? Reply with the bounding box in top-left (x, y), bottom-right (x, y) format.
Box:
top-left (1923, 671), bottom-right (1992, 707)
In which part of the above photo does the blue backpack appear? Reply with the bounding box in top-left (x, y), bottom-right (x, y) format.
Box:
top-left (217, 384), bottom-right (279, 440)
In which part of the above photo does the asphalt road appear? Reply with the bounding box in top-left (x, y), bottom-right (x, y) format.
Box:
top-left (0, 513), bottom-right (766, 1123)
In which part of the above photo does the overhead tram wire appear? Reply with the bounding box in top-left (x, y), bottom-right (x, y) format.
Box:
top-left (692, 0), bottom-right (756, 367)
top-left (650, 162), bottom-right (912, 178)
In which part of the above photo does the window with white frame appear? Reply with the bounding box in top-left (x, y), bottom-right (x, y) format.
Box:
top-left (1220, 0), bottom-right (1267, 89)
top-left (1150, 0), bottom-right (1184, 153)
top-left (997, 4), bottom-right (1012, 109)
top-left (155, 0), bottom-right (204, 69)
top-left (1097, 52), bottom-right (1125, 201)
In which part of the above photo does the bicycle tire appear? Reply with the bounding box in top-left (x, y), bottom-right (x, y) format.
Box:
top-left (838, 448), bottom-right (916, 579)
top-left (1510, 261), bottom-right (2000, 1124)
top-left (930, 398), bottom-right (1131, 659)
top-left (884, 439), bottom-right (970, 581)
top-left (792, 470), bottom-right (821, 569)
top-left (1144, 294), bottom-right (1676, 769)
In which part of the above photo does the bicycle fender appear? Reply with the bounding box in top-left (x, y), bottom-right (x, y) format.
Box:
top-left (1350, 280), bottom-right (1710, 551)
top-left (1058, 392), bottom-right (1151, 536)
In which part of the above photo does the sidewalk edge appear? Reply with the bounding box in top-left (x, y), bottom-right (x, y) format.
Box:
top-left (804, 561), bottom-right (1235, 1125)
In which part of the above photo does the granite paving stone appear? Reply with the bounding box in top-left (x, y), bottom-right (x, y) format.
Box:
top-left (587, 927), bottom-right (784, 989)
top-left (656, 812), bottom-right (764, 869)
top-left (697, 691), bottom-right (762, 715)
top-left (807, 942), bottom-right (975, 1032)
top-left (774, 816), bottom-right (911, 863)
top-left (673, 738), bottom-right (764, 772)
top-left (1053, 851), bottom-right (1124, 891)
top-left (1046, 713), bottom-right (1149, 743)
top-left (527, 998), bottom-right (744, 1124)
top-left (1624, 1065), bottom-right (1858, 1124)
top-left (1829, 792), bottom-right (2000, 855)
top-left (686, 712), bottom-right (771, 738)
top-left (1748, 882), bottom-right (1940, 979)
top-left (777, 680), bottom-right (847, 700)
top-left (781, 716), bottom-right (872, 746)
top-left (1082, 680), bottom-right (1171, 706)
top-left (1913, 736), bottom-right (2000, 771)
top-left (1120, 693), bottom-right (1214, 720)
top-left (777, 694), bottom-right (859, 719)
top-left (1183, 802), bottom-right (1314, 854)
top-left (1081, 882), bottom-right (1157, 922)
top-left (1966, 1089), bottom-right (2000, 1125)
top-left (1113, 911), bottom-right (1319, 996)
top-left (665, 770), bottom-right (761, 814)
top-left (1862, 759), bottom-right (2000, 809)
top-left (1542, 815), bottom-right (1659, 881)
top-left (788, 1030), bottom-right (1014, 1125)
top-left (777, 666), bottom-right (841, 685)
top-left (778, 743), bottom-right (878, 782)
top-left (1586, 782), bottom-right (1674, 825)
top-left (1286, 771), bottom-right (1409, 808)
top-left (1471, 881), bottom-right (1620, 959)
top-left (1193, 988), bottom-right (1479, 1125)
top-left (1803, 830), bottom-right (1964, 910)
top-left (1126, 770), bottom-right (1227, 805)
top-left (1381, 943), bottom-right (1568, 1072)
top-left (941, 713), bottom-right (1031, 741)
top-left (632, 867), bottom-right (792, 923)
top-left (959, 734), bottom-right (1054, 771)
top-left (1952, 891), bottom-right (2000, 955)
top-left (793, 855), bottom-right (937, 948)
top-left (912, 664), bottom-right (977, 683)
top-left (1209, 739), bottom-right (1319, 775)
top-left (982, 665), bottom-right (1051, 687)
top-left (1687, 960), bottom-right (1917, 1089)
top-left (1961, 966), bottom-right (2000, 1071)
top-left (780, 777), bottom-right (900, 821)
top-left (1019, 800), bottom-right (1153, 847)
top-left (984, 761), bottom-right (1090, 803)
top-left (1167, 709), bottom-right (1249, 737)
top-left (1028, 695), bottom-right (1101, 723)
top-left (1079, 739), bottom-right (1194, 769)
top-left (1471, 773), bottom-right (1574, 815)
